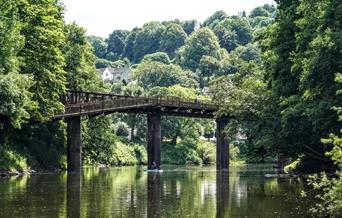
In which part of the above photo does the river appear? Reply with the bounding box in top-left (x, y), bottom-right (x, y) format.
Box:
top-left (0, 165), bottom-right (313, 217)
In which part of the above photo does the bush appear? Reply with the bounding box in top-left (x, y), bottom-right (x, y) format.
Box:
top-left (0, 144), bottom-right (28, 172)
top-left (115, 122), bottom-right (129, 137)
top-left (302, 135), bottom-right (342, 217)
top-left (196, 141), bottom-right (216, 165)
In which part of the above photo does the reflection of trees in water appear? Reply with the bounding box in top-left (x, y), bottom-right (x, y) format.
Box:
top-left (80, 167), bottom-right (147, 217)
top-left (147, 173), bottom-right (162, 218)
top-left (216, 171), bottom-right (229, 218)
top-left (227, 167), bottom-right (308, 217)
top-left (156, 170), bottom-right (217, 217)
top-left (0, 173), bottom-right (67, 217)
top-left (67, 172), bottom-right (81, 218)
top-left (0, 166), bottom-right (312, 218)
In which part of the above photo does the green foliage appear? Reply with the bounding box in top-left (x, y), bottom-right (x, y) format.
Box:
top-left (256, 0), bottom-right (342, 171)
top-left (114, 122), bottom-right (129, 137)
top-left (132, 22), bottom-right (166, 62)
top-left (231, 44), bottom-right (261, 62)
top-left (178, 28), bottom-right (221, 71)
top-left (305, 171), bottom-right (342, 217)
top-left (159, 23), bottom-right (187, 58)
top-left (180, 20), bottom-right (198, 35)
top-left (212, 17), bottom-right (253, 51)
top-left (88, 35), bottom-right (107, 58)
top-left (0, 73), bottom-right (35, 128)
top-left (107, 30), bottom-right (129, 61)
top-left (63, 23), bottom-right (101, 91)
top-left (18, 0), bottom-right (66, 121)
top-left (250, 4), bottom-right (276, 18)
top-left (199, 55), bottom-right (220, 84)
top-left (0, 145), bottom-right (28, 172)
top-left (142, 52), bottom-right (170, 64)
top-left (202, 10), bottom-right (227, 28)
top-left (196, 141), bottom-right (216, 165)
top-left (135, 61), bottom-right (196, 89)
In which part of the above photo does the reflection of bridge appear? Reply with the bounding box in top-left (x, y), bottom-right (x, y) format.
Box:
top-left (55, 91), bottom-right (229, 171)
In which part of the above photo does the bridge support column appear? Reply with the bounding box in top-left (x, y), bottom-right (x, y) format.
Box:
top-left (147, 113), bottom-right (161, 170)
top-left (67, 116), bottom-right (81, 171)
top-left (216, 118), bottom-right (229, 170)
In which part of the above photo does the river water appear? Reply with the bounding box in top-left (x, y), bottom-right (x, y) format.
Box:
top-left (0, 165), bottom-right (312, 218)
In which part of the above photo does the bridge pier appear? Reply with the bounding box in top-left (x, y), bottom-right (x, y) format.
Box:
top-left (147, 113), bottom-right (161, 170)
top-left (216, 119), bottom-right (229, 170)
top-left (67, 116), bottom-right (81, 171)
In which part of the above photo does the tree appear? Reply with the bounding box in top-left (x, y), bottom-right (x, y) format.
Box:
top-left (213, 17), bottom-right (253, 51)
top-left (0, 0), bottom-right (35, 128)
top-left (199, 55), bottom-right (220, 85)
top-left (250, 4), bottom-right (276, 18)
top-left (178, 28), bottom-right (221, 71)
top-left (107, 30), bottom-right (129, 61)
top-left (123, 28), bottom-right (139, 61)
top-left (134, 61), bottom-right (196, 89)
top-left (142, 52), bottom-right (170, 64)
top-left (63, 23), bottom-right (101, 91)
top-left (88, 35), bottom-right (107, 59)
top-left (202, 10), bottom-right (227, 28)
top-left (18, 0), bottom-right (66, 121)
top-left (159, 23), bottom-right (187, 58)
top-left (132, 22), bottom-right (166, 62)
top-left (181, 20), bottom-right (198, 35)
top-left (231, 44), bottom-right (261, 62)
top-left (258, 0), bottom-right (342, 172)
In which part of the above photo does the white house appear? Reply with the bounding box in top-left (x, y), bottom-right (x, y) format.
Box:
top-left (97, 66), bottom-right (132, 84)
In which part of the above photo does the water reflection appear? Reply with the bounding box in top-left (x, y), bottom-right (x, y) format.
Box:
top-left (67, 172), bottom-right (81, 218)
top-left (147, 173), bottom-right (162, 218)
top-left (0, 165), bottom-right (311, 218)
top-left (216, 171), bottom-right (229, 218)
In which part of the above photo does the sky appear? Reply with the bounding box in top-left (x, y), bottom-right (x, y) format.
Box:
top-left (63, 0), bottom-right (275, 37)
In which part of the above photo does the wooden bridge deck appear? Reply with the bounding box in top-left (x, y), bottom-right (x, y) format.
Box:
top-left (53, 91), bottom-right (219, 119)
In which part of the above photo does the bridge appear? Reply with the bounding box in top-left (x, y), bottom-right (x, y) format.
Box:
top-left (55, 91), bottom-right (229, 171)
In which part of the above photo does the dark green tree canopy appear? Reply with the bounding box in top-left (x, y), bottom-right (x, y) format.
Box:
top-left (132, 22), bottom-right (166, 63)
top-left (107, 30), bottom-right (129, 60)
top-left (142, 52), bottom-right (171, 64)
top-left (213, 17), bottom-right (253, 51)
top-left (202, 10), bottom-right (227, 28)
top-left (159, 23), bottom-right (187, 58)
top-left (88, 35), bottom-right (107, 59)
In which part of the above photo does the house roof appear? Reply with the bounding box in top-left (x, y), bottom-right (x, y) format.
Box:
top-left (96, 67), bottom-right (129, 75)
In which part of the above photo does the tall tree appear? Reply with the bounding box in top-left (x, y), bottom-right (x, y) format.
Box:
top-left (159, 23), bottom-right (187, 58)
top-left (132, 22), bottom-right (165, 63)
top-left (107, 30), bottom-right (129, 61)
top-left (178, 28), bottom-right (221, 71)
top-left (202, 10), bottom-right (227, 28)
top-left (0, 0), bottom-right (35, 127)
top-left (63, 23), bottom-right (101, 91)
top-left (88, 35), bottom-right (107, 59)
top-left (18, 0), bottom-right (66, 121)
top-left (213, 17), bottom-right (253, 51)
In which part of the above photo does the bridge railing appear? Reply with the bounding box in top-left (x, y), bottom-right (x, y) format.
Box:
top-left (60, 91), bottom-right (217, 116)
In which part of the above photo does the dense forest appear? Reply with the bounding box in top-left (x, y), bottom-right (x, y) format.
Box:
top-left (0, 0), bottom-right (341, 215)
